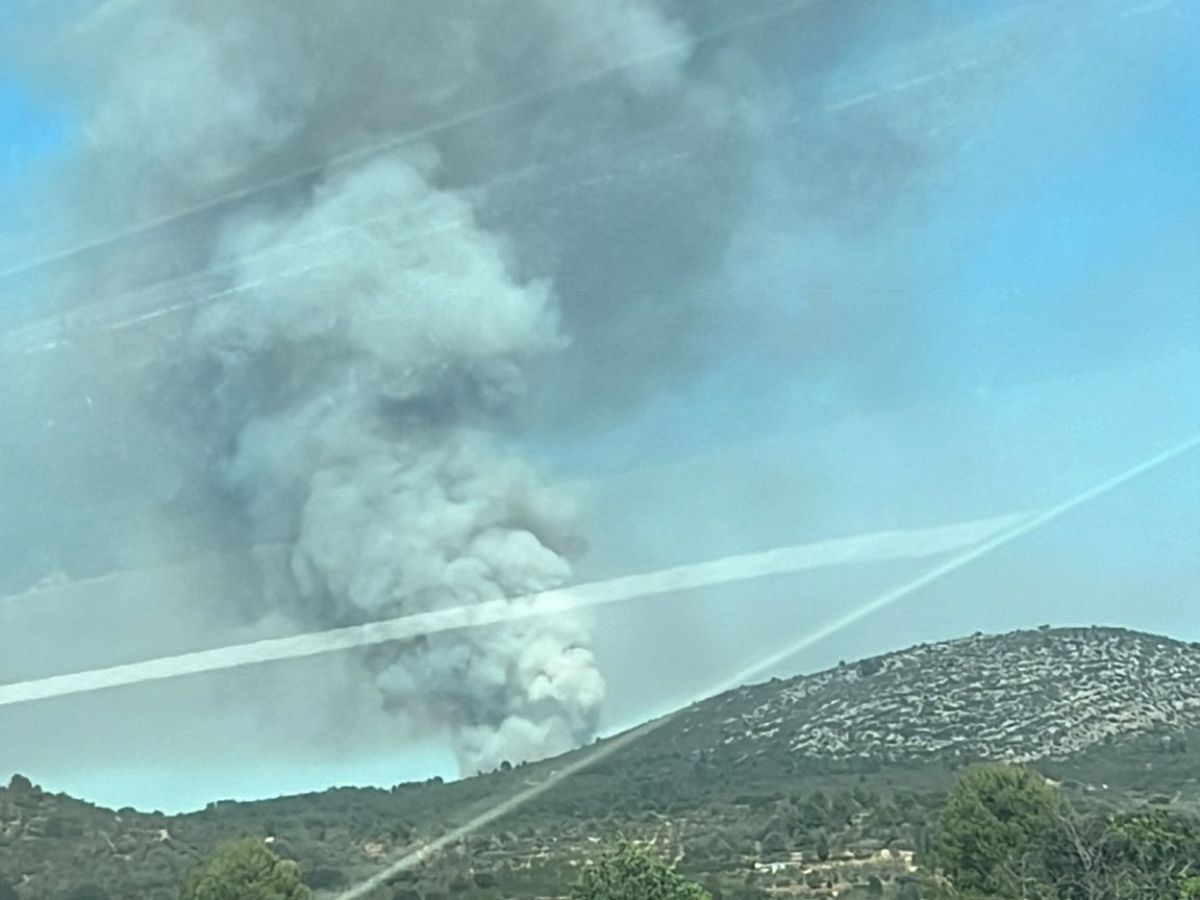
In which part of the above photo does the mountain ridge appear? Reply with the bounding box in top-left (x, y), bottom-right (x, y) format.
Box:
top-left (643, 624), bottom-right (1200, 768)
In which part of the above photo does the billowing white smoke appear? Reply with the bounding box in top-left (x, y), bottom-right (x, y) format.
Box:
top-left (58, 0), bottom-right (702, 773)
top-left (192, 153), bottom-right (598, 771)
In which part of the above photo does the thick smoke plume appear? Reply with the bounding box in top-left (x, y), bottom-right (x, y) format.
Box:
top-left (10, 0), bottom-right (756, 773)
top-left (188, 152), bottom-right (597, 772)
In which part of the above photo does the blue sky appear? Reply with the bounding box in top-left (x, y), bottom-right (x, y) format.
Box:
top-left (0, 72), bottom-right (72, 326)
top-left (0, 78), bottom-right (68, 192)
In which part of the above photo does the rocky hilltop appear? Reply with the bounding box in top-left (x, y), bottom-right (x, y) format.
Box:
top-left (658, 626), bottom-right (1200, 767)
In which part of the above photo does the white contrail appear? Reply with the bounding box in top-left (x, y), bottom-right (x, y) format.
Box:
top-left (0, 512), bottom-right (1029, 710)
top-left (334, 432), bottom-right (1200, 900)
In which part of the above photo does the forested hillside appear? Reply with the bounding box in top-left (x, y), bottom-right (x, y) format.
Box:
top-left (3, 627), bottom-right (1199, 899)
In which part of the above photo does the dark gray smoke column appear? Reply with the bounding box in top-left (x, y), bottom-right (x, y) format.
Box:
top-left (48, 0), bottom-right (749, 773)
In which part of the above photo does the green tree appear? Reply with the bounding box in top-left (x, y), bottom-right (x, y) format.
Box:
top-left (179, 840), bottom-right (308, 900)
top-left (1097, 811), bottom-right (1200, 900)
top-left (572, 843), bottom-right (710, 900)
top-left (980, 801), bottom-right (1200, 900)
top-left (0, 876), bottom-right (16, 900)
top-left (814, 831), bottom-right (830, 862)
top-left (932, 764), bottom-right (1062, 896)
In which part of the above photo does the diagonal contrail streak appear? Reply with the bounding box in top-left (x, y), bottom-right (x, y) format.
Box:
top-left (334, 432), bottom-right (1200, 900)
top-left (0, 512), bottom-right (1030, 710)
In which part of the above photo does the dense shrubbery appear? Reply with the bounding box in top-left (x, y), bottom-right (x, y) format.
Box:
top-left (179, 840), bottom-right (308, 900)
top-left (932, 764), bottom-right (1200, 899)
top-left (572, 843), bottom-right (710, 900)
top-left (932, 764), bottom-right (1063, 895)
top-left (6, 735), bottom-right (1200, 899)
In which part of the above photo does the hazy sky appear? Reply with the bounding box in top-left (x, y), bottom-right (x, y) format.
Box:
top-left (0, 0), bottom-right (1197, 812)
